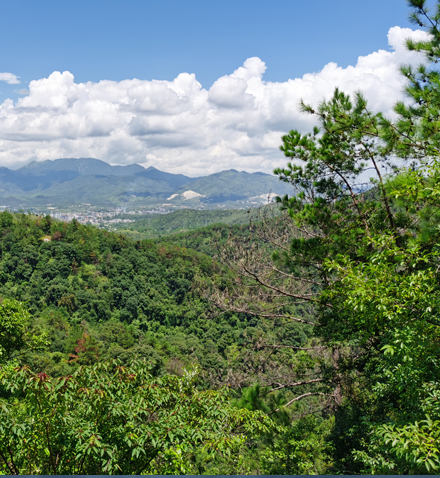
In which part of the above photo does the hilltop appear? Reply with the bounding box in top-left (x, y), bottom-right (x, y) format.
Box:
top-left (0, 158), bottom-right (292, 209)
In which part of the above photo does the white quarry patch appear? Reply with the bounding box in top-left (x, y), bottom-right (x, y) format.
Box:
top-left (249, 193), bottom-right (280, 202)
top-left (259, 192), bottom-right (279, 201)
top-left (181, 190), bottom-right (205, 200)
top-left (167, 194), bottom-right (178, 200)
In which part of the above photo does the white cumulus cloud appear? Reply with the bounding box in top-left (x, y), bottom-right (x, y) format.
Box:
top-left (0, 27), bottom-right (431, 175)
top-left (0, 72), bottom-right (20, 85)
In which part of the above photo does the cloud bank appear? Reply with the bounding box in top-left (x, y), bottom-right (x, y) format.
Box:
top-left (0, 27), bottom-right (431, 175)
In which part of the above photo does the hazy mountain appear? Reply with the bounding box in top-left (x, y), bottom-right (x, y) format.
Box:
top-left (30, 174), bottom-right (173, 206)
top-left (0, 167), bottom-right (81, 192)
top-left (134, 166), bottom-right (196, 189)
top-left (0, 158), bottom-right (292, 208)
top-left (19, 158), bottom-right (145, 176)
top-left (173, 169), bottom-right (292, 203)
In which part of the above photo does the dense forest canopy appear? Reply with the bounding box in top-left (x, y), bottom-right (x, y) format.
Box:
top-left (109, 206), bottom-right (258, 241)
top-left (0, 212), bottom-right (307, 385)
top-left (3, 0), bottom-right (440, 474)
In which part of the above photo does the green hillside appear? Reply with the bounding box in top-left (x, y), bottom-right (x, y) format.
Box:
top-left (4, 1), bottom-right (440, 474)
top-left (0, 211), bottom-right (308, 387)
top-left (111, 207), bottom-right (257, 240)
top-left (172, 169), bottom-right (292, 203)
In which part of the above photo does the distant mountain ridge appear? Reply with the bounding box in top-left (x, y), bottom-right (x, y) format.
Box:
top-left (19, 158), bottom-right (145, 176)
top-left (0, 158), bottom-right (292, 208)
top-left (134, 166), bottom-right (195, 189)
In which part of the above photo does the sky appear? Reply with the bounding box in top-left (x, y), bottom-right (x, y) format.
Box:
top-left (0, 0), bottom-right (431, 175)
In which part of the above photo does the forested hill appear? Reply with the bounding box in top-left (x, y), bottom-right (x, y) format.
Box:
top-left (152, 223), bottom-right (251, 257)
top-left (0, 210), bottom-right (308, 385)
top-left (111, 207), bottom-right (254, 241)
top-left (4, 1), bottom-right (440, 473)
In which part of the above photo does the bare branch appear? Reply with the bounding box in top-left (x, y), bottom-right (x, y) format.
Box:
top-left (270, 378), bottom-right (324, 392)
top-left (259, 344), bottom-right (326, 351)
top-left (275, 392), bottom-right (330, 411)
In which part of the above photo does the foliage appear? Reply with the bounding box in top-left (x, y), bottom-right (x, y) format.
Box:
top-left (4, 2), bottom-right (440, 474)
top-left (0, 209), bottom-right (321, 425)
top-left (0, 360), bottom-right (274, 475)
top-left (261, 415), bottom-right (334, 475)
top-left (0, 298), bottom-right (47, 363)
top-left (111, 207), bottom-right (256, 240)
top-left (323, 232), bottom-right (440, 473)
top-left (257, 1), bottom-right (440, 473)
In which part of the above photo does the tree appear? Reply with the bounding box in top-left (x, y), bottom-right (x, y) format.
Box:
top-left (212, 87), bottom-right (398, 413)
top-left (0, 360), bottom-right (274, 475)
top-left (0, 298), bottom-right (47, 364)
top-left (210, 0), bottom-right (440, 473)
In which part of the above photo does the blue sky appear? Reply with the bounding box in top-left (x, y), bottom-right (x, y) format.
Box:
top-left (0, 0), bottom-right (428, 174)
top-left (1, 0), bottom-right (412, 92)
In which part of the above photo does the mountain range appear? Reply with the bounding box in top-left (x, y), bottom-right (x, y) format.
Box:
top-left (0, 158), bottom-right (293, 208)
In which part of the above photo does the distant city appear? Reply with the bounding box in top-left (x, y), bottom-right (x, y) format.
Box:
top-left (50, 206), bottom-right (171, 228)
top-left (0, 204), bottom-right (175, 230)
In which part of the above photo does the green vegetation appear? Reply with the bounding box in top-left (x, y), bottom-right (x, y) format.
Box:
top-left (2, 0), bottom-right (440, 474)
top-left (1, 361), bottom-right (273, 474)
top-left (0, 210), bottom-right (324, 474)
top-left (0, 298), bottom-right (45, 363)
top-left (0, 211), bottom-right (309, 387)
top-left (111, 207), bottom-right (256, 240)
